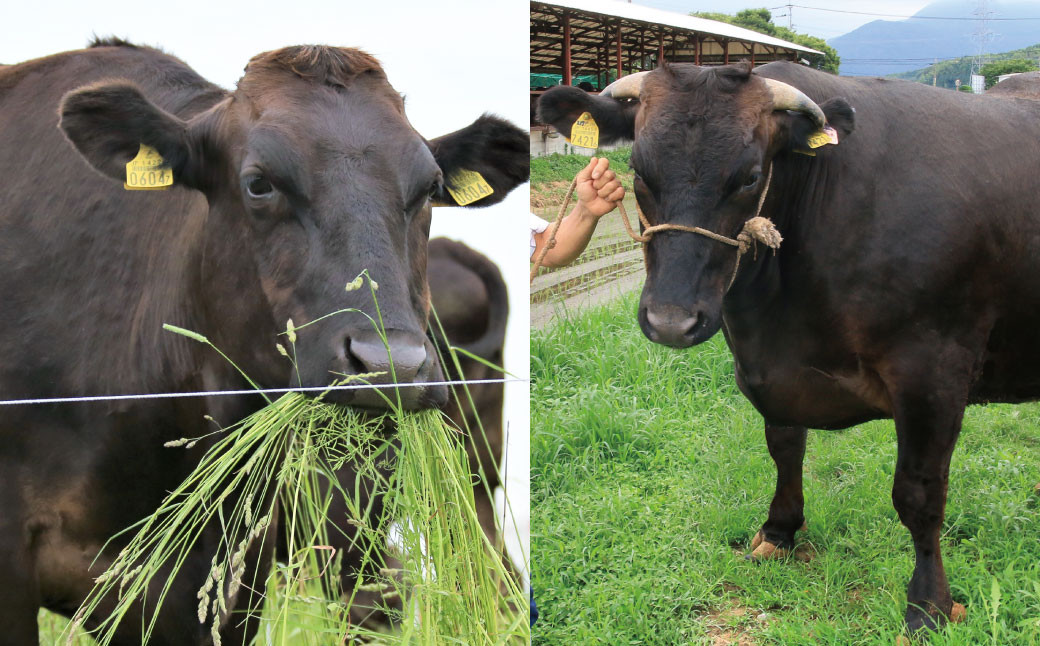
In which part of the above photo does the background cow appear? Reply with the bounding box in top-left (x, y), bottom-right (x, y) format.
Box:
top-left (0, 39), bottom-right (526, 644)
top-left (539, 61), bottom-right (1040, 635)
top-left (986, 71), bottom-right (1040, 100)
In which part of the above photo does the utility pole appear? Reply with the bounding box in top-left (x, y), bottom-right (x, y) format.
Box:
top-left (787, 4), bottom-right (793, 30)
top-left (933, 58), bottom-right (938, 86)
top-left (970, 0), bottom-right (995, 92)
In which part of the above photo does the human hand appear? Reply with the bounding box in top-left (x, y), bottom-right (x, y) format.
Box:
top-left (574, 157), bottom-right (625, 220)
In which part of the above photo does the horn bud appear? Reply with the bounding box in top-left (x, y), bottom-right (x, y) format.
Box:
top-left (761, 77), bottom-right (826, 128)
top-left (600, 71), bottom-right (650, 99)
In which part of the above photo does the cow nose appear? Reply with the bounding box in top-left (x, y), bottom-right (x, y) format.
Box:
top-left (346, 329), bottom-right (428, 383)
top-left (641, 304), bottom-right (700, 348)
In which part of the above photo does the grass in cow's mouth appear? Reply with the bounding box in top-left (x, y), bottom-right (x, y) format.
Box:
top-left (531, 290), bottom-right (1040, 646)
top-left (54, 289), bottom-right (526, 644)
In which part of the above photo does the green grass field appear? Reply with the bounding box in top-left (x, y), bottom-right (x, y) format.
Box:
top-left (531, 291), bottom-right (1040, 645)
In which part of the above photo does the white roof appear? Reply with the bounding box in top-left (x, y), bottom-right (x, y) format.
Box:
top-left (535, 0), bottom-right (823, 56)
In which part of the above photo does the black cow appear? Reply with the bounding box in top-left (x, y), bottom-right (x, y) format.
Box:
top-left (539, 61), bottom-right (1040, 634)
top-left (987, 71), bottom-right (1040, 100)
top-left (428, 237), bottom-right (510, 547)
top-left (0, 39), bottom-right (527, 644)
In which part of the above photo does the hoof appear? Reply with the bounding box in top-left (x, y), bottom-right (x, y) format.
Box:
top-left (747, 524), bottom-right (812, 562)
top-left (904, 601), bottom-right (966, 636)
top-left (748, 536), bottom-right (788, 561)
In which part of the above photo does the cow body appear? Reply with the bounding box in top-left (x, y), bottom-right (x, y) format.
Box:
top-left (539, 61), bottom-right (1040, 633)
top-left (0, 41), bottom-right (526, 644)
top-left (427, 237), bottom-right (509, 546)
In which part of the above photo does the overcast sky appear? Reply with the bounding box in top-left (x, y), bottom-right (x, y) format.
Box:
top-left (637, 0), bottom-right (936, 40)
top-left (0, 0), bottom-right (530, 576)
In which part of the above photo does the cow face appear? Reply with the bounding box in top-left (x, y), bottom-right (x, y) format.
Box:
top-left (538, 62), bottom-right (853, 348)
top-left (59, 46), bottom-right (528, 409)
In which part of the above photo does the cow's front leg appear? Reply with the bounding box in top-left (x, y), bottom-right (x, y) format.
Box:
top-left (0, 512), bottom-right (41, 646)
top-left (749, 425), bottom-right (807, 560)
top-left (890, 380), bottom-right (968, 633)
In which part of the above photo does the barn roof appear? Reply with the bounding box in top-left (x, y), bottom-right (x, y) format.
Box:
top-left (531, 0), bottom-right (823, 78)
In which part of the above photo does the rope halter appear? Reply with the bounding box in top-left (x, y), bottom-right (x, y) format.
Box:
top-left (617, 165), bottom-right (782, 290)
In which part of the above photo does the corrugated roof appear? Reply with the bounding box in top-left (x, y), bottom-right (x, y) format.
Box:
top-left (537, 0), bottom-right (822, 56)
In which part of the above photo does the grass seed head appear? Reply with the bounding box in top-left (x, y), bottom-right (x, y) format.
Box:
top-left (286, 318), bottom-right (297, 344)
top-left (345, 275), bottom-right (364, 292)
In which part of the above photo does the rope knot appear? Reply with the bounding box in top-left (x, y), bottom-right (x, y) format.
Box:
top-left (736, 216), bottom-right (783, 256)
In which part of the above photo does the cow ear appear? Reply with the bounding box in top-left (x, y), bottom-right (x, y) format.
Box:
top-left (537, 86), bottom-right (638, 145)
top-left (59, 81), bottom-right (211, 191)
top-left (427, 114), bottom-right (529, 208)
top-left (821, 97), bottom-right (855, 139)
top-left (780, 97), bottom-right (855, 154)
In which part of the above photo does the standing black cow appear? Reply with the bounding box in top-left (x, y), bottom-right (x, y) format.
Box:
top-left (539, 60), bottom-right (1040, 634)
top-left (0, 39), bottom-right (527, 644)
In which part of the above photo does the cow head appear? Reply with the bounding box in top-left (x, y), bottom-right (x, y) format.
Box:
top-left (538, 62), bottom-right (854, 348)
top-left (59, 46), bottom-right (528, 409)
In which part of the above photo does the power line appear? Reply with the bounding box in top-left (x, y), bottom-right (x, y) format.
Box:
top-left (769, 4), bottom-right (1040, 21)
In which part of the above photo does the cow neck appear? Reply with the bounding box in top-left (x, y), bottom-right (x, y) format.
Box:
top-left (723, 147), bottom-right (843, 331)
top-left (722, 156), bottom-right (805, 318)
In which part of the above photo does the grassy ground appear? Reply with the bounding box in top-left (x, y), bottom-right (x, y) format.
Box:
top-left (531, 290), bottom-right (1040, 645)
top-left (530, 148), bottom-right (633, 209)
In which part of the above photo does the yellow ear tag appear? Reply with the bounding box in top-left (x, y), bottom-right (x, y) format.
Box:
top-left (569, 112), bottom-right (599, 149)
top-left (444, 169), bottom-right (494, 206)
top-left (124, 143), bottom-right (173, 191)
top-left (806, 125), bottom-right (839, 149)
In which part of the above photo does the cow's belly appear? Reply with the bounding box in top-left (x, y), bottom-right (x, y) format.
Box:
top-left (970, 316), bottom-right (1040, 403)
top-left (731, 346), bottom-right (892, 430)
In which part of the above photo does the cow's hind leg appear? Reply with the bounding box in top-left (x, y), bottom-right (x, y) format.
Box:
top-left (749, 425), bottom-right (807, 561)
top-left (887, 358), bottom-right (970, 634)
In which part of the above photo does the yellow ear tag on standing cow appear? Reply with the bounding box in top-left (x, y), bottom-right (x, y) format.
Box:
top-left (124, 143), bottom-right (173, 191)
top-left (443, 169), bottom-right (494, 206)
top-left (569, 112), bottom-right (599, 149)
top-left (806, 125), bottom-right (839, 149)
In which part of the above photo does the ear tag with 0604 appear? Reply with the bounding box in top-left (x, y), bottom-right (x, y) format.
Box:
top-left (439, 169), bottom-right (494, 206)
top-left (124, 143), bottom-right (173, 191)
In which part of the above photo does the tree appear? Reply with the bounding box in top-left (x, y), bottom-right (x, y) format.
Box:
top-left (692, 8), bottom-right (840, 74)
top-left (979, 58), bottom-right (1039, 89)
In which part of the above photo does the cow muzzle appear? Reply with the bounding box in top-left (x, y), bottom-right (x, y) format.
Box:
top-left (639, 302), bottom-right (714, 348)
top-left (326, 328), bottom-right (447, 410)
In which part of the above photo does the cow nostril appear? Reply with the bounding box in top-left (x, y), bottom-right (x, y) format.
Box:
top-left (644, 306), bottom-right (700, 347)
top-left (344, 330), bottom-right (428, 383)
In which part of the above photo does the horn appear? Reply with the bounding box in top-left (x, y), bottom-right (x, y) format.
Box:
top-left (600, 71), bottom-right (650, 99)
top-left (761, 77), bottom-right (825, 128)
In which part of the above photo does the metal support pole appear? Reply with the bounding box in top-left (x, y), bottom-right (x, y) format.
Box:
top-left (563, 12), bottom-right (572, 85)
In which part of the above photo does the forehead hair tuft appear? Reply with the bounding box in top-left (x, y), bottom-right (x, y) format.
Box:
top-left (243, 46), bottom-right (387, 89)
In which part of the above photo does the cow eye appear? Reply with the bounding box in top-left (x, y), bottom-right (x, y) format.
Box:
top-left (742, 172), bottom-right (761, 190)
top-left (428, 179), bottom-right (442, 200)
top-left (246, 175), bottom-right (274, 198)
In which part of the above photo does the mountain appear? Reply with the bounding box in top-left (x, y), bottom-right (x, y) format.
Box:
top-left (828, 0), bottom-right (1040, 77)
top-left (888, 42), bottom-right (1040, 88)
